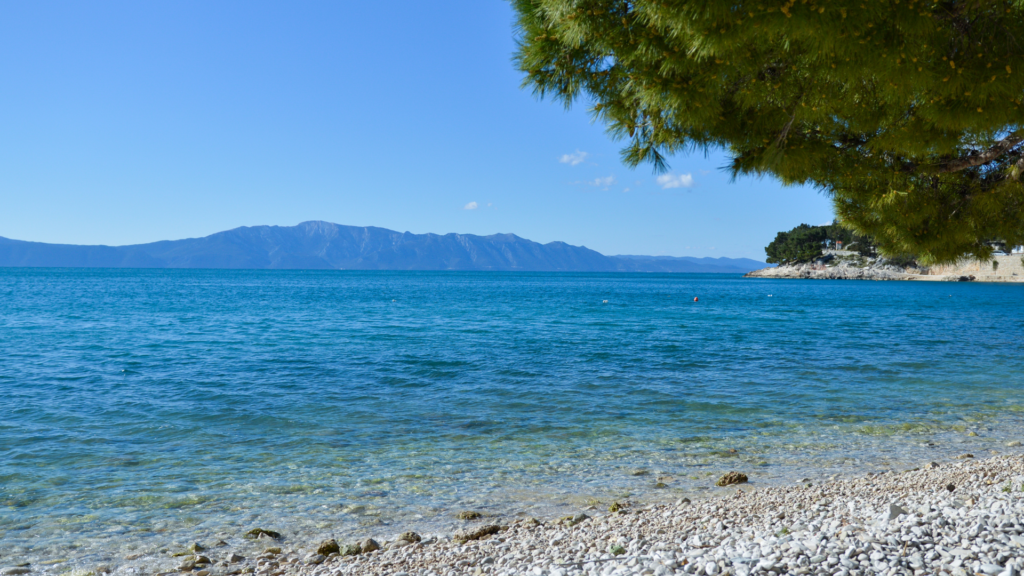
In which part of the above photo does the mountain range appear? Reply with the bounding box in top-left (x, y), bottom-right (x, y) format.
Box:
top-left (0, 221), bottom-right (768, 273)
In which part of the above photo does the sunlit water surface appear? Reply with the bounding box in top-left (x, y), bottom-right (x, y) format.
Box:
top-left (2, 269), bottom-right (1023, 571)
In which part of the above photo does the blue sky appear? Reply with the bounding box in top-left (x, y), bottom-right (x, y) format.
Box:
top-left (0, 1), bottom-right (834, 260)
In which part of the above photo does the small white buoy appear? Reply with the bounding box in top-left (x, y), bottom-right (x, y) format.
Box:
top-left (392, 299), bottom-right (396, 302)
top-left (602, 300), bottom-right (608, 304)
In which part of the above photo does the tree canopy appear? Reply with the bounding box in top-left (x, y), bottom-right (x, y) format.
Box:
top-left (764, 224), bottom-right (828, 264)
top-left (764, 222), bottom-right (877, 263)
top-left (512, 0), bottom-right (1024, 263)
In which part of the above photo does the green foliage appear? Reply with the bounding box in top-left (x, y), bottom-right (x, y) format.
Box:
top-left (883, 254), bottom-right (920, 268)
top-left (512, 0), bottom-right (1024, 263)
top-left (765, 223), bottom-right (827, 264)
top-left (764, 222), bottom-right (876, 264)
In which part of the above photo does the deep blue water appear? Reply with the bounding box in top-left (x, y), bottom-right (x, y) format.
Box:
top-left (2, 269), bottom-right (1023, 569)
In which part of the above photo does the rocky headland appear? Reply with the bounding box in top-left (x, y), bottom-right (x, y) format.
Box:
top-left (745, 253), bottom-right (1024, 282)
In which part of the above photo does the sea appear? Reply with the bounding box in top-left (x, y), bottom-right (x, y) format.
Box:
top-left (2, 268), bottom-right (1023, 571)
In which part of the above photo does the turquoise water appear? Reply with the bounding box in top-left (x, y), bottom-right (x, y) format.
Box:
top-left (2, 269), bottom-right (1024, 570)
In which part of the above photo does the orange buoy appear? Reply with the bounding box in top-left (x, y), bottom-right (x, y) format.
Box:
top-left (693, 297), bottom-right (699, 302)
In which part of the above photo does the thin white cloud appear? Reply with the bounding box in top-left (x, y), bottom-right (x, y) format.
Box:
top-left (570, 175), bottom-right (617, 190)
top-left (559, 150), bottom-right (589, 166)
top-left (656, 173), bottom-right (695, 189)
top-left (463, 201), bottom-right (478, 210)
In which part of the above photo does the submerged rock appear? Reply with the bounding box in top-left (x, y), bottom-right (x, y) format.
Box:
top-left (560, 513), bottom-right (590, 527)
top-left (453, 525), bottom-right (501, 543)
top-left (457, 511), bottom-right (483, 520)
top-left (262, 547), bottom-right (281, 555)
top-left (244, 528), bottom-right (281, 540)
top-left (315, 539), bottom-right (339, 556)
top-left (226, 553), bottom-right (245, 563)
top-left (716, 472), bottom-right (748, 486)
top-left (398, 531), bottom-right (421, 543)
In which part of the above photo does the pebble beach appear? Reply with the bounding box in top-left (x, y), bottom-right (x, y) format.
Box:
top-left (25, 452), bottom-right (1021, 576)
top-left (287, 453), bottom-right (1024, 576)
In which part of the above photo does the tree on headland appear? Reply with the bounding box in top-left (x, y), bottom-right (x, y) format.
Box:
top-left (764, 224), bottom-right (828, 264)
top-left (512, 0), bottom-right (1024, 263)
top-left (763, 222), bottom-right (876, 263)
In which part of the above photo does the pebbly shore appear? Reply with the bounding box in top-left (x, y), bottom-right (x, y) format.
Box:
top-left (285, 454), bottom-right (1024, 576)
top-left (7, 454), bottom-right (1024, 576)
top-left (292, 454), bottom-right (1024, 576)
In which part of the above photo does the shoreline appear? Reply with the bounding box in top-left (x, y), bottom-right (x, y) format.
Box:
top-left (282, 453), bottom-right (1024, 576)
top-left (744, 253), bottom-right (1024, 282)
top-left (14, 451), bottom-right (1023, 576)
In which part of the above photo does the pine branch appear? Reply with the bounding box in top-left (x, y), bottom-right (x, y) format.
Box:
top-left (932, 132), bottom-right (1024, 174)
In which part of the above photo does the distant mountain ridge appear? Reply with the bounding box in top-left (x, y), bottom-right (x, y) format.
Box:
top-left (0, 221), bottom-right (768, 273)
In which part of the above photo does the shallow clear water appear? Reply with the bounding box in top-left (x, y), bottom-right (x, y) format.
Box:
top-left (2, 269), bottom-right (1023, 570)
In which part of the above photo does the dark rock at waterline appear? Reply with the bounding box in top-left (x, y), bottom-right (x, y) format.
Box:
top-left (716, 472), bottom-right (749, 486)
top-left (398, 531), bottom-right (421, 543)
top-left (457, 511), bottom-right (483, 520)
top-left (560, 513), bottom-right (590, 527)
top-left (340, 544), bottom-right (361, 556)
top-left (454, 525), bottom-right (502, 542)
top-left (245, 528), bottom-right (281, 540)
top-left (359, 538), bottom-right (381, 553)
top-left (316, 539), bottom-right (340, 556)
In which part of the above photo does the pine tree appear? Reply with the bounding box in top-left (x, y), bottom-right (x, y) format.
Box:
top-left (512, 0), bottom-right (1024, 263)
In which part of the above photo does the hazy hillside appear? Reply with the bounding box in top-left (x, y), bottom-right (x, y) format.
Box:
top-left (0, 221), bottom-right (768, 273)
